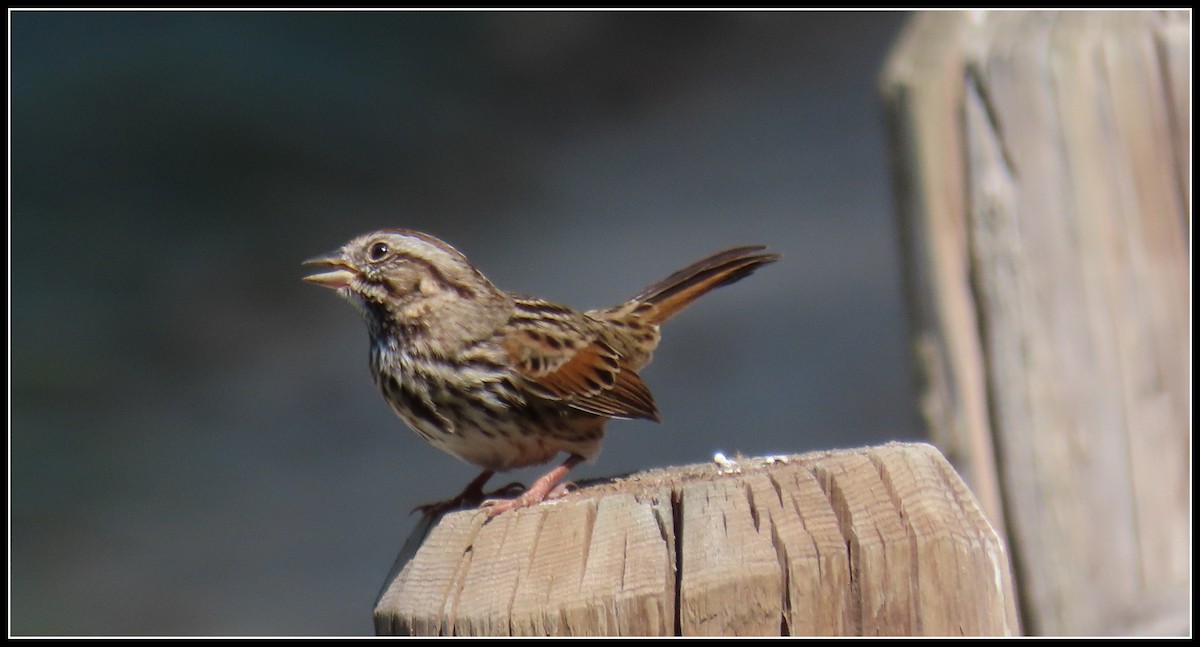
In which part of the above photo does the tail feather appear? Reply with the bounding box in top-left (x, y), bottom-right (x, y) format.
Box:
top-left (629, 245), bottom-right (780, 325)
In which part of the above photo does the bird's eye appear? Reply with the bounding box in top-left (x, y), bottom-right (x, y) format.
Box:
top-left (368, 242), bottom-right (391, 262)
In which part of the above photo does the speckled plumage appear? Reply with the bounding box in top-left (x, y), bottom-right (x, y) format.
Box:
top-left (304, 229), bottom-right (778, 515)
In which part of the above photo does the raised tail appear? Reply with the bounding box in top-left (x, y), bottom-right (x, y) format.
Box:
top-left (625, 245), bottom-right (780, 325)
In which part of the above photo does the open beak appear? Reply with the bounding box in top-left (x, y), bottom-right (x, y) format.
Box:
top-left (302, 252), bottom-right (358, 289)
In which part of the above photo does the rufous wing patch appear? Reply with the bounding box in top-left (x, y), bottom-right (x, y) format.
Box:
top-left (504, 331), bottom-right (660, 422)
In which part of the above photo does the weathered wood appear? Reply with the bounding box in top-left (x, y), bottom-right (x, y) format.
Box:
top-left (678, 476), bottom-right (782, 635)
top-left (374, 443), bottom-right (1019, 636)
top-left (881, 10), bottom-right (1190, 637)
top-left (878, 11), bottom-right (1007, 539)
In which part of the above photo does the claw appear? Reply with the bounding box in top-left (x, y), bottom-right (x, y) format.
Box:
top-left (480, 491), bottom-right (538, 517)
top-left (479, 455), bottom-right (583, 517)
top-left (546, 480), bottom-right (575, 500)
top-left (412, 497), bottom-right (468, 517)
top-left (411, 470), bottom-right (496, 518)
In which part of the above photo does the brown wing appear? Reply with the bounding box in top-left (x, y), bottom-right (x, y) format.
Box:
top-left (502, 300), bottom-right (660, 422)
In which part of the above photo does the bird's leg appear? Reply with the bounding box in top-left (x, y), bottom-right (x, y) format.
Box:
top-left (413, 469), bottom-right (495, 517)
top-left (482, 454), bottom-right (583, 517)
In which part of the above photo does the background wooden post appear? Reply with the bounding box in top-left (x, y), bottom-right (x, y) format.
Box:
top-left (374, 443), bottom-right (1019, 636)
top-left (880, 10), bottom-right (1190, 636)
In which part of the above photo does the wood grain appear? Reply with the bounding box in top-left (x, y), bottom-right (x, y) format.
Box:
top-left (881, 10), bottom-right (1190, 636)
top-left (374, 443), bottom-right (1018, 636)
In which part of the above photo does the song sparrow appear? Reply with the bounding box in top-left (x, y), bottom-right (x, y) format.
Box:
top-left (304, 229), bottom-right (778, 516)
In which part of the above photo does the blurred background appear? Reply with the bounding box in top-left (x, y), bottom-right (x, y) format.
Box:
top-left (11, 10), bottom-right (919, 636)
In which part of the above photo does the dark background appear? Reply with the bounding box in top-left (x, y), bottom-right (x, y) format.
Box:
top-left (11, 10), bottom-right (920, 636)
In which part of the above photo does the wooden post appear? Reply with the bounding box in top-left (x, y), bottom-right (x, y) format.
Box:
top-left (880, 11), bottom-right (1190, 636)
top-left (374, 443), bottom-right (1019, 636)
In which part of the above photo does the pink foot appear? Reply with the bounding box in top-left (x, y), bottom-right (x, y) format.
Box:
top-left (481, 455), bottom-right (582, 517)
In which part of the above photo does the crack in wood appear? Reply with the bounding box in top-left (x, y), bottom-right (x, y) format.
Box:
top-left (966, 61), bottom-right (1019, 179)
top-left (671, 488), bottom-right (684, 637)
top-left (810, 461), bottom-right (864, 636)
top-left (578, 500), bottom-right (597, 586)
top-left (744, 480), bottom-right (761, 534)
top-left (446, 532), bottom-right (476, 635)
top-left (376, 445), bottom-right (1019, 636)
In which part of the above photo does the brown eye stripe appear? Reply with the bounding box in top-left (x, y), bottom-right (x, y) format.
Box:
top-left (391, 251), bottom-right (477, 299)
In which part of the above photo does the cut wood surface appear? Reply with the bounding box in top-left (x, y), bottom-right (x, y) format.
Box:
top-left (374, 442), bottom-right (1019, 636)
top-left (881, 10), bottom-right (1190, 637)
